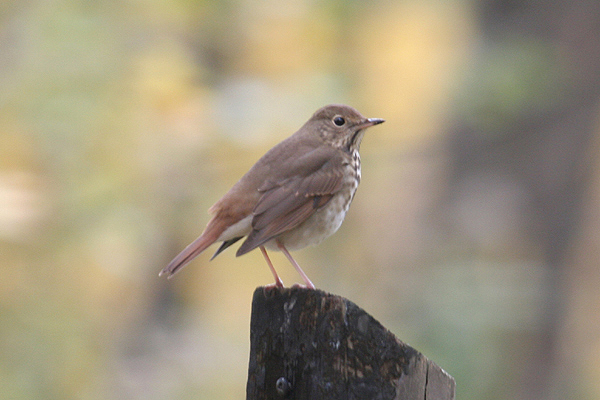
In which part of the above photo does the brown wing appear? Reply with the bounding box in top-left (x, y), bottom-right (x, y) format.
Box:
top-left (236, 147), bottom-right (346, 256)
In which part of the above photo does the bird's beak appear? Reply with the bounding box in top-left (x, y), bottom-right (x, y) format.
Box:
top-left (356, 118), bottom-right (385, 130)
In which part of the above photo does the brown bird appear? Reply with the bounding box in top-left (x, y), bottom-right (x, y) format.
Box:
top-left (159, 104), bottom-right (384, 289)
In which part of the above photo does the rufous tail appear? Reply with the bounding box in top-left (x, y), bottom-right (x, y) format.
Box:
top-left (159, 230), bottom-right (219, 278)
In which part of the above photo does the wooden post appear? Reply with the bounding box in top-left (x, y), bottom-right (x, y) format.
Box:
top-left (246, 287), bottom-right (455, 400)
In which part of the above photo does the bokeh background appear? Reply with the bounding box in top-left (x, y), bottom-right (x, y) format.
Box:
top-left (2, 0), bottom-right (600, 399)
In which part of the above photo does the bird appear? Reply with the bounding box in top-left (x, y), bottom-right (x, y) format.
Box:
top-left (159, 104), bottom-right (384, 289)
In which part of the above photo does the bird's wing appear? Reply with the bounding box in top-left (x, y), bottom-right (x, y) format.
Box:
top-left (235, 146), bottom-right (346, 256)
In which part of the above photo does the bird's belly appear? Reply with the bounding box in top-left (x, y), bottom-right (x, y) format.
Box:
top-left (265, 188), bottom-right (354, 252)
top-left (217, 215), bottom-right (252, 241)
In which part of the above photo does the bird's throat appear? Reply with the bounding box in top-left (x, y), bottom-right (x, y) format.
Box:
top-left (346, 129), bottom-right (366, 153)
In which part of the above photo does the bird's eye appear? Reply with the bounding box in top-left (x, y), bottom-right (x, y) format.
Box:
top-left (333, 116), bottom-right (345, 126)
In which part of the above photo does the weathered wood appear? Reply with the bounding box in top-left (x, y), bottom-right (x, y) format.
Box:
top-left (246, 287), bottom-right (455, 400)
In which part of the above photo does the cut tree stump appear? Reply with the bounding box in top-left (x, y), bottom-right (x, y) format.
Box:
top-left (246, 287), bottom-right (455, 400)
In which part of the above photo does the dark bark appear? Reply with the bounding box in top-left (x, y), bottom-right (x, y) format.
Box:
top-left (247, 287), bottom-right (455, 400)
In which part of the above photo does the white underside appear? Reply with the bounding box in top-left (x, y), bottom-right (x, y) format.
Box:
top-left (217, 170), bottom-right (357, 253)
top-left (217, 215), bottom-right (252, 242)
top-left (216, 204), bottom-right (348, 252)
top-left (263, 191), bottom-right (351, 252)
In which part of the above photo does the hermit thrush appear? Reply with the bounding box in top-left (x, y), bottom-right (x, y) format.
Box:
top-left (160, 104), bottom-right (384, 289)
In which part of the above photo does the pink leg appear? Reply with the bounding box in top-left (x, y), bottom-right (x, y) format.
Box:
top-left (276, 240), bottom-right (316, 289)
top-left (260, 246), bottom-right (284, 288)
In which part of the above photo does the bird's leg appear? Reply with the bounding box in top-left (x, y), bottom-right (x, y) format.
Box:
top-left (260, 246), bottom-right (284, 288)
top-left (276, 240), bottom-right (316, 289)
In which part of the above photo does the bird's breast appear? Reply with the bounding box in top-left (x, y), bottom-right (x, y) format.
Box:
top-left (265, 155), bottom-right (361, 252)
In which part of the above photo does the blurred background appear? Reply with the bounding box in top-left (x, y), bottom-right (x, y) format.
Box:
top-left (1, 0), bottom-right (600, 399)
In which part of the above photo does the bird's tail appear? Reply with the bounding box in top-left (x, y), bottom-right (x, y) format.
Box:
top-left (159, 230), bottom-right (219, 278)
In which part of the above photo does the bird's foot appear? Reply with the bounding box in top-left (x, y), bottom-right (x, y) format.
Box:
top-left (291, 282), bottom-right (316, 290)
top-left (263, 277), bottom-right (285, 294)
